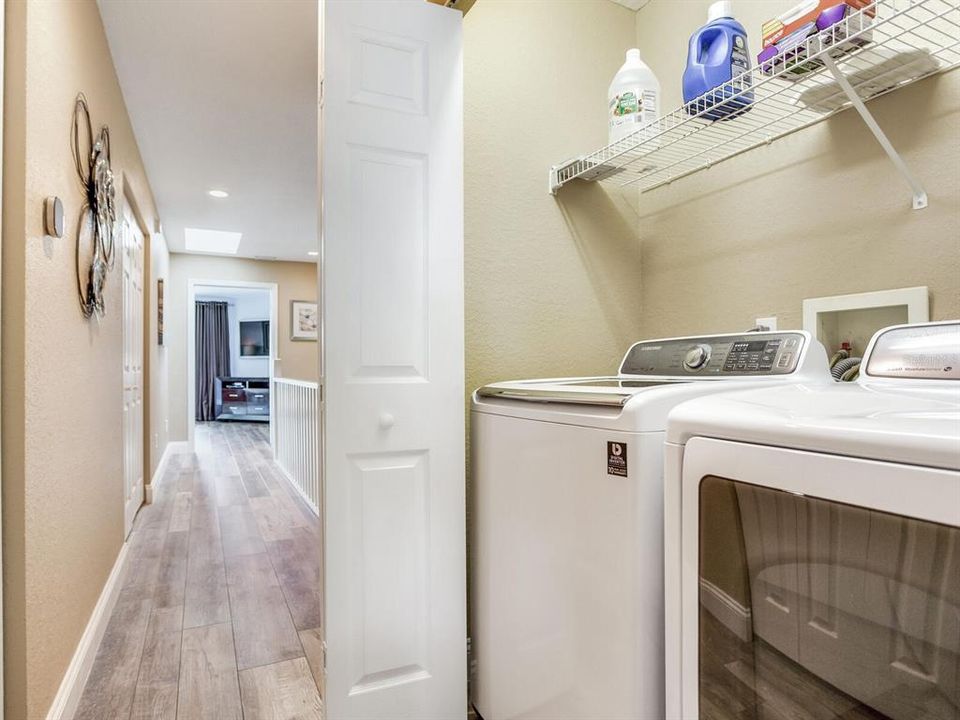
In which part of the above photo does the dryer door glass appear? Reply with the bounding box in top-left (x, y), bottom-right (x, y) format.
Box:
top-left (698, 475), bottom-right (960, 720)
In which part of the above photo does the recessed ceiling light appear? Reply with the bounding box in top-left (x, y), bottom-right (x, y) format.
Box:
top-left (184, 228), bottom-right (242, 255)
top-left (208, 189), bottom-right (229, 198)
top-left (307, 251), bottom-right (319, 257)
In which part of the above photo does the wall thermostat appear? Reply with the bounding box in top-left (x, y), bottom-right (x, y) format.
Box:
top-left (44, 196), bottom-right (65, 238)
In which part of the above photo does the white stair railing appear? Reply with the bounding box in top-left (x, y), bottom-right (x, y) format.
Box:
top-left (272, 378), bottom-right (320, 514)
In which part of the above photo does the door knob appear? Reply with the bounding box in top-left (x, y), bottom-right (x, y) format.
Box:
top-left (379, 412), bottom-right (395, 429)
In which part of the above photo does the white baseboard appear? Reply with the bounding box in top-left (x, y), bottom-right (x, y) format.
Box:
top-left (146, 444), bottom-right (172, 504)
top-left (145, 441), bottom-right (189, 504)
top-left (274, 462), bottom-right (320, 517)
top-left (45, 541), bottom-right (131, 720)
top-left (699, 577), bottom-right (752, 642)
top-left (150, 443), bottom-right (172, 485)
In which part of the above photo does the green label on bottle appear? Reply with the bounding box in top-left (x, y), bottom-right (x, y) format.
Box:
top-left (612, 91), bottom-right (639, 117)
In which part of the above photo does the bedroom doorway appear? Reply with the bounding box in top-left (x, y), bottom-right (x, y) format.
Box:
top-left (186, 279), bottom-right (279, 450)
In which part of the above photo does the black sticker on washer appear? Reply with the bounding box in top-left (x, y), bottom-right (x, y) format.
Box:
top-left (607, 441), bottom-right (627, 477)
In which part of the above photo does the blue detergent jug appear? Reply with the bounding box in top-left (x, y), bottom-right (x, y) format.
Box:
top-left (682, 1), bottom-right (754, 121)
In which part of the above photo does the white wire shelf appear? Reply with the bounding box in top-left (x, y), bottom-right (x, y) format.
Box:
top-left (549, 0), bottom-right (960, 203)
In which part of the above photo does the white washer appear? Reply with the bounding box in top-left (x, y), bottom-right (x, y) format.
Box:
top-left (471, 331), bottom-right (831, 720)
top-left (664, 321), bottom-right (960, 720)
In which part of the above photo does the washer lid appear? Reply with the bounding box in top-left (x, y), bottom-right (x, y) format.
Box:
top-left (478, 329), bottom-right (831, 407)
top-left (476, 377), bottom-right (687, 407)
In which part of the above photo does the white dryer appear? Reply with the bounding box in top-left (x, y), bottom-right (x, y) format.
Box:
top-left (663, 321), bottom-right (960, 720)
top-left (471, 331), bottom-right (831, 720)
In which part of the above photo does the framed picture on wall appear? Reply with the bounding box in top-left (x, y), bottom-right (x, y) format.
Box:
top-left (157, 278), bottom-right (164, 345)
top-left (240, 320), bottom-right (270, 356)
top-left (291, 300), bottom-right (319, 342)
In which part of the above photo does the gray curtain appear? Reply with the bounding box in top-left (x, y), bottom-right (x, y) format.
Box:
top-left (196, 301), bottom-right (231, 421)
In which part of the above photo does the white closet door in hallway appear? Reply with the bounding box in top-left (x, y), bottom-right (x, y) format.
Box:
top-left (322, 0), bottom-right (465, 718)
top-left (121, 198), bottom-right (145, 537)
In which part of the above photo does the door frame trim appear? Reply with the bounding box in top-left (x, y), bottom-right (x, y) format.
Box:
top-left (0, 1), bottom-right (6, 713)
top-left (186, 278), bottom-right (279, 449)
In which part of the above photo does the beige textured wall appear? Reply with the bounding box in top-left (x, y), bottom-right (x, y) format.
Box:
top-left (166, 253), bottom-right (319, 441)
top-left (462, 0), bottom-right (644, 638)
top-left (1, 1), bottom-right (162, 717)
top-left (634, 0), bottom-right (960, 341)
top-left (464, 0), bottom-right (644, 398)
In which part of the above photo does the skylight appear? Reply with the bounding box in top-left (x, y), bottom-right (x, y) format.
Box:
top-left (184, 228), bottom-right (242, 255)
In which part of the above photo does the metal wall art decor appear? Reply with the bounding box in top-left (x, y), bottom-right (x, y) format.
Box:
top-left (71, 93), bottom-right (117, 318)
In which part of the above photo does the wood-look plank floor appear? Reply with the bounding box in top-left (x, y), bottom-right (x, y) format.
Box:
top-left (76, 422), bottom-right (323, 720)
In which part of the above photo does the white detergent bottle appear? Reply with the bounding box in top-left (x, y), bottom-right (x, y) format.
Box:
top-left (608, 48), bottom-right (661, 145)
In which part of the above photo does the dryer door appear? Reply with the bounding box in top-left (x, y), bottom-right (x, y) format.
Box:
top-left (677, 439), bottom-right (960, 720)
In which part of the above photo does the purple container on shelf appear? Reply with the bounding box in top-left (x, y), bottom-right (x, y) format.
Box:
top-left (817, 3), bottom-right (854, 30)
top-left (757, 1), bottom-right (874, 79)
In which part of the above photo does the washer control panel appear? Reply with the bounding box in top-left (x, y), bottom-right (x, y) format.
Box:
top-left (620, 332), bottom-right (807, 377)
top-left (724, 339), bottom-right (783, 372)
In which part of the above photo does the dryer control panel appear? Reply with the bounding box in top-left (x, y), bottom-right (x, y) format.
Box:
top-left (619, 332), bottom-right (808, 377)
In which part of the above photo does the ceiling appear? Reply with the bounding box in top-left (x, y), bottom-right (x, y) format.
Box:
top-left (98, 0), bottom-right (318, 263)
top-left (608, 0), bottom-right (651, 10)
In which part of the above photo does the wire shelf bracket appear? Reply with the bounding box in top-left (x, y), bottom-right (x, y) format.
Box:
top-left (821, 53), bottom-right (928, 209)
top-left (549, 0), bottom-right (959, 210)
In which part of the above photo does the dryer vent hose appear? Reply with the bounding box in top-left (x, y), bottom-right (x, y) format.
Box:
top-left (831, 357), bottom-right (862, 381)
top-left (829, 349), bottom-right (850, 368)
top-left (840, 364), bottom-right (860, 382)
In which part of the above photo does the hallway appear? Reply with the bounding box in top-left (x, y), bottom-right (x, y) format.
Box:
top-left (75, 423), bottom-right (323, 720)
